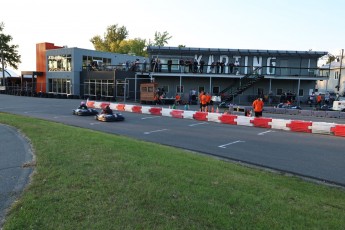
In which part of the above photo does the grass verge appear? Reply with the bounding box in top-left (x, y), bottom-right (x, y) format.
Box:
top-left (1, 113), bottom-right (345, 229)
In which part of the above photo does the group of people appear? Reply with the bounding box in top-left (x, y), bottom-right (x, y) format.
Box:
top-left (198, 91), bottom-right (212, 112)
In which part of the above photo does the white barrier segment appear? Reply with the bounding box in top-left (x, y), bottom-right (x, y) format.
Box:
top-left (162, 108), bottom-right (173, 117)
top-left (208, 112), bottom-right (221, 123)
top-left (109, 103), bottom-right (119, 110)
top-left (235, 116), bottom-right (254, 126)
top-left (183, 110), bottom-right (196, 119)
top-left (124, 104), bottom-right (134, 112)
top-left (93, 101), bottom-right (102, 109)
top-left (270, 118), bottom-right (291, 131)
top-left (311, 122), bottom-right (336, 135)
top-left (141, 106), bottom-right (152, 114)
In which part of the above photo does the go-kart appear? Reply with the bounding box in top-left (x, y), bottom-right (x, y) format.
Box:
top-left (276, 103), bottom-right (301, 110)
top-left (95, 113), bottom-right (125, 122)
top-left (73, 108), bottom-right (99, 116)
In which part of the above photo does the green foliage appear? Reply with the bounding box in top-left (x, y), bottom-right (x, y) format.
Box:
top-left (153, 31), bottom-right (172, 46)
top-left (326, 53), bottom-right (336, 64)
top-left (90, 24), bottom-right (172, 57)
top-left (90, 24), bottom-right (129, 53)
top-left (0, 22), bottom-right (21, 70)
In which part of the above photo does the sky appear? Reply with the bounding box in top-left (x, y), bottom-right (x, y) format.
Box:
top-left (1, 0), bottom-right (344, 74)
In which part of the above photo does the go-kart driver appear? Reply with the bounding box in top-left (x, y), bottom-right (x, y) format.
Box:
top-left (102, 105), bottom-right (113, 115)
top-left (78, 101), bottom-right (88, 110)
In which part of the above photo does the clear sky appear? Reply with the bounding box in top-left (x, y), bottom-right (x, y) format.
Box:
top-left (1, 0), bottom-right (344, 74)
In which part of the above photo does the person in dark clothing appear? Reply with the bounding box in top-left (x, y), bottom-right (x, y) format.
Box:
top-left (102, 105), bottom-right (113, 115)
top-left (193, 59), bottom-right (198, 73)
top-left (167, 58), bottom-right (172, 72)
top-left (78, 101), bottom-right (88, 109)
top-left (228, 62), bottom-right (234, 74)
top-left (199, 60), bottom-right (205, 73)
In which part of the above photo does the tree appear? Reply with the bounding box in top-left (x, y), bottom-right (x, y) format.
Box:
top-left (326, 53), bottom-right (336, 64)
top-left (90, 24), bottom-right (129, 53)
top-left (178, 44), bottom-right (186, 48)
top-left (153, 31), bottom-right (172, 46)
top-left (118, 38), bottom-right (147, 57)
top-left (90, 24), bottom-right (173, 57)
top-left (0, 22), bottom-right (21, 86)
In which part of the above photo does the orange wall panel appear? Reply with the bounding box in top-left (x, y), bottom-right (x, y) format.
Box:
top-left (35, 42), bottom-right (63, 93)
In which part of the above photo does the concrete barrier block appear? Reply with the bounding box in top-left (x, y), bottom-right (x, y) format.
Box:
top-left (285, 109), bottom-right (299, 115)
top-left (339, 112), bottom-right (345, 119)
top-left (312, 110), bottom-right (326, 117)
top-left (274, 108), bottom-right (286, 114)
top-left (263, 107), bottom-right (275, 113)
top-left (325, 111), bottom-right (340, 118)
top-left (299, 110), bottom-right (312, 116)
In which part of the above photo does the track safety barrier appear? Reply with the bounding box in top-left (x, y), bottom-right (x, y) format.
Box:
top-left (193, 112), bottom-right (208, 121)
top-left (132, 105), bottom-right (142, 113)
top-left (286, 120), bottom-right (312, 133)
top-left (207, 113), bottom-right (221, 123)
top-left (171, 110), bottom-right (184, 119)
top-left (85, 100), bottom-right (345, 138)
top-left (219, 114), bottom-right (238, 125)
top-left (250, 117), bottom-right (272, 128)
top-left (331, 125), bottom-right (345, 137)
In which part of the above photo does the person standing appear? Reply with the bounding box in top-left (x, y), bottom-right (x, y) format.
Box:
top-left (252, 97), bottom-right (264, 117)
top-left (199, 59), bottom-right (205, 73)
top-left (167, 58), bottom-right (172, 73)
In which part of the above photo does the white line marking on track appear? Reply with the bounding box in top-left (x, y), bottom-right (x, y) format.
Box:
top-left (218, 140), bottom-right (245, 148)
top-left (258, 130), bottom-right (275, 136)
top-left (89, 122), bottom-right (100, 125)
top-left (189, 122), bottom-right (208, 127)
top-left (141, 116), bottom-right (161, 120)
top-left (144, 129), bottom-right (168, 135)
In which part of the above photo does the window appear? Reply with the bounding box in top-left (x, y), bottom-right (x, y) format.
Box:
top-left (48, 55), bottom-right (72, 71)
top-left (335, 71), bottom-right (339, 80)
top-left (162, 85), bottom-right (169, 93)
top-left (276, 88), bottom-right (283, 96)
top-left (176, 85), bottom-right (184, 93)
top-left (48, 78), bottom-right (71, 94)
top-left (298, 89), bottom-right (304, 96)
top-left (212, 86), bottom-right (220, 95)
top-left (257, 88), bottom-right (264, 96)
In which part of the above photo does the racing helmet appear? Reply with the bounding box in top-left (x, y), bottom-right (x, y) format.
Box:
top-left (81, 101), bottom-right (86, 105)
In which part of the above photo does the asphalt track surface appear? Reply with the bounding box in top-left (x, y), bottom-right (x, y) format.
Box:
top-left (0, 94), bottom-right (345, 189)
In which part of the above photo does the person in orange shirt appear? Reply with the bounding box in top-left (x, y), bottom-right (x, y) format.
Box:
top-left (199, 91), bottom-right (207, 112)
top-left (175, 94), bottom-right (181, 105)
top-left (252, 97), bottom-right (264, 117)
top-left (205, 92), bottom-right (212, 112)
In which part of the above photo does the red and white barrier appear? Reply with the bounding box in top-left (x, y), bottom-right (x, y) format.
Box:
top-left (270, 119), bottom-right (291, 131)
top-left (208, 112), bottom-right (221, 123)
top-left (84, 100), bottom-right (345, 138)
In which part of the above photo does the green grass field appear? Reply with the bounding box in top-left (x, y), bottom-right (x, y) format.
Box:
top-left (1, 112), bottom-right (345, 229)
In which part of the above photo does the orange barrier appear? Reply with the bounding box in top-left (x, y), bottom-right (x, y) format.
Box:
top-left (331, 125), bottom-right (345, 137)
top-left (116, 104), bottom-right (125, 111)
top-left (99, 102), bottom-right (110, 109)
top-left (171, 110), bottom-right (184, 118)
top-left (86, 101), bottom-right (95, 108)
top-left (132, 105), bottom-right (142, 113)
top-left (286, 120), bottom-right (312, 133)
top-left (218, 114), bottom-right (237, 125)
top-left (149, 107), bottom-right (162, 116)
top-left (193, 112), bottom-right (208, 121)
top-left (250, 117), bottom-right (272, 128)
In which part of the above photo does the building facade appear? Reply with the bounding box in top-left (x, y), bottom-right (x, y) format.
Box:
top-left (141, 46), bottom-right (328, 105)
top-left (2, 43), bottom-right (330, 105)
